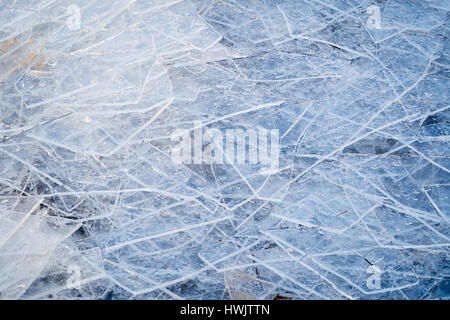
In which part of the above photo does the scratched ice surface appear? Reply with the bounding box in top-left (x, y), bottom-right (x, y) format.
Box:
top-left (0, 0), bottom-right (449, 300)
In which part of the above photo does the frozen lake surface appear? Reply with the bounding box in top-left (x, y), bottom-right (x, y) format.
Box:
top-left (0, 0), bottom-right (449, 299)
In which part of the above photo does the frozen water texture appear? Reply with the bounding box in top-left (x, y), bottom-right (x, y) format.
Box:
top-left (0, 0), bottom-right (449, 299)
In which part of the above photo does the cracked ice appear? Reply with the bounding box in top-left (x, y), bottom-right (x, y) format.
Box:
top-left (0, 0), bottom-right (449, 299)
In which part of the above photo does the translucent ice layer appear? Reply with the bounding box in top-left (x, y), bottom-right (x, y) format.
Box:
top-left (0, 0), bottom-right (449, 299)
